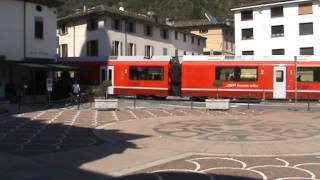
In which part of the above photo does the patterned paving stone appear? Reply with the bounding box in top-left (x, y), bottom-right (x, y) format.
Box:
top-left (139, 155), bottom-right (320, 180)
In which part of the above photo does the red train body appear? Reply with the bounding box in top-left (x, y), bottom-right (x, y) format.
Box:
top-left (62, 56), bottom-right (320, 100)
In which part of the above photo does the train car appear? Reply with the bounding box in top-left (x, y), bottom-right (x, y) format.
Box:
top-left (107, 56), bottom-right (174, 97)
top-left (61, 56), bottom-right (109, 85)
top-left (181, 56), bottom-right (320, 100)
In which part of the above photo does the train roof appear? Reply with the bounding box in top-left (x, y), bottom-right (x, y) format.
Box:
top-left (109, 56), bottom-right (172, 61)
top-left (182, 55), bottom-right (320, 62)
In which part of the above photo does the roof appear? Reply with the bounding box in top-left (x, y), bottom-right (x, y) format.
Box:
top-left (233, 0), bottom-right (310, 9)
top-left (173, 19), bottom-right (230, 29)
top-left (19, 0), bottom-right (63, 7)
top-left (58, 5), bottom-right (206, 39)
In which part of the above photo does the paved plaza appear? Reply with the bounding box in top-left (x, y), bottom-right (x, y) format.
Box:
top-left (0, 105), bottom-right (320, 179)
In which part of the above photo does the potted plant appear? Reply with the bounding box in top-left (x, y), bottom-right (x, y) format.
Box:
top-left (94, 80), bottom-right (118, 110)
top-left (205, 80), bottom-right (230, 110)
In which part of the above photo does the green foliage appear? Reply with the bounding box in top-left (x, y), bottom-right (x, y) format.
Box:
top-left (101, 80), bottom-right (112, 89)
top-left (58, 0), bottom-right (241, 22)
top-left (213, 80), bottom-right (223, 87)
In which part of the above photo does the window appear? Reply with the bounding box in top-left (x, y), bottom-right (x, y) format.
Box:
top-left (87, 18), bottom-right (98, 31)
top-left (276, 70), bottom-right (284, 82)
top-left (300, 47), bottom-right (314, 55)
top-left (216, 67), bottom-right (258, 81)
top-left (271, 6), bottom-right (283, 17)
top-left (299, 22), bottom-right (313, 35)
top-left (199, 29), bottom-right (208, 33)
top-left (242, 28), bottom-right (253, 40)
top-left (272, 49), bottom-right (285, 55)
top-left (242, 51), bottom-right (254, 55)
top-left (191, 36), bottom-right (195, 44)
top-left (87, 40), bottom-right (98, 56)
top-left (175, 31), bottom-right (178, 40)
top-left (127, 43), bottom-right (136, 56)
top-left (161, 29), bottom-right (169, 39)
top-left (145, 45), bottom-right (154, 57)
top-left (112, 41), bottom-right (122, 56)
top-left (299, 3), bottom-right (313, 15)
top-left (144, 25), bottom-right (153, 36)
top-left (198, 38), bottom-right (201, 46)
top-left (113, 19), bottom-right (122, 31)
top-left (129, 66), bottom-right (164, 81)
top-left (163, 48), bottom-right (168, 56)
top-left (241, 10), bottom-right (253, 21)
top-left (59, 24), bottom-right (68, 35)
top-left (35, 17), bottom-right (43, 39)
top-left (271, 25), bottom-right (284, 37)
top-left (60, 44), bottom-right (68, 57)
top-left (297, 67), bottom-right (320, 82)
top-left (127, 22), bottom-right (135, 33)
top-left (183, 34), bottom-right (187, 42)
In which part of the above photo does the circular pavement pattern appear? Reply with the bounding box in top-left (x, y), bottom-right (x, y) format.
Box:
top-left (153, 118), bottom-right (320, 143)
top-left (127, 154), bottom-right (320, 180)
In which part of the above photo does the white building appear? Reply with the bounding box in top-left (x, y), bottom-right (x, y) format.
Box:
top-left (58, 5), bottom-right (206, 58)
top-left (0, 0), bottom-right (61, 100)
top-left (232, 0), bottom-right (320, 57)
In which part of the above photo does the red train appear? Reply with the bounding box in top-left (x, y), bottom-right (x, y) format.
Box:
top-left (62, 56), bottom-right (320, 100)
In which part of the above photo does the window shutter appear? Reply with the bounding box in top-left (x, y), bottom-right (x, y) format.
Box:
top-left (119, 20), bottom-right (122, 31)
top-left (120, 42), bottom-right (123, 56)
top-left (112, 41), bottom-right (115, 56)
top-left (299, 3), bottom-right (313, 15)
top-left (151, 46), bottom-right (154, 56)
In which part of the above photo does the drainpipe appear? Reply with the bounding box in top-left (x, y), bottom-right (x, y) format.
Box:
top-left (73, 21), bottom-right (76, 56)
top-left (124, 19), bottom-right (127, 55)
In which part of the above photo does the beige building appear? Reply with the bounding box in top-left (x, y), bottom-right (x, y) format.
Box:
top-left (0, 0), bottom-right (62, 100)
top-left (173, 19), bottom-right (235, 55)
top-left (58, 5), bottom-right (206, 58)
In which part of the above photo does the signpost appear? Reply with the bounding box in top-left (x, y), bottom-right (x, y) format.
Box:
top-left (47, 77), bottom-right (53, 106)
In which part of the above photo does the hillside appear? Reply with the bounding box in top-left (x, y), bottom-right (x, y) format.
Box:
top-left (58, 0), bottom-right (243, 23)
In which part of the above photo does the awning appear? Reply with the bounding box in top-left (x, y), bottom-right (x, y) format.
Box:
top-left (46, 64), bottom-right (77, 71)
top-left (11, 62), bottom-right (78, 71)
top-left (16, 63), bottom-right (49, 69)
top-left (0, 55), bottom-right (6, 61)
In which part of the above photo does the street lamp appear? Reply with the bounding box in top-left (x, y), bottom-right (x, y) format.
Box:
top-left (294, 56), bottom-right (298, 105)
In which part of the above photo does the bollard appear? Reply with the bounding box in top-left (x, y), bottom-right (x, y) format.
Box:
top-left (134, 96), bottom-right (137, 109)
top-left (247, 93), bottom-right (251, 110)
top-left (191, 97), bottom-right (194, 110)
top-left (77, 97), bottom-right (80, 110)
top-left (307, 96), bottom-right (310, 111)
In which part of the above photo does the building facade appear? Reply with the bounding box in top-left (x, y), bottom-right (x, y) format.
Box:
top-left (233, 0), bottom-right (320, 57)
top-left (58, 5), bottom-right (206, 58)
top-left (173, 19), bottom-right (235, 55)
top-left (0, 0), bottom-right (61, 100)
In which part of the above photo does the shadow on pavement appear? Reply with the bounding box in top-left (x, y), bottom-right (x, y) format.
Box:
top-left (0, 111), bottom-right (262, 180)
top-left (0, 112), bottom-right (149, 179)
top-left (111, 172), bottom-right (260, 180)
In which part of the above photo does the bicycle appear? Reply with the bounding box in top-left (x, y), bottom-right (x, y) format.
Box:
top-left (65, 92), bottom-right (92, 109)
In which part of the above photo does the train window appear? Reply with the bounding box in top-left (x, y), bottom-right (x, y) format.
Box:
top-left (130, 66), bottom-right (164, 81)
top-left (276, 71), bottom-right (284, 82)
top-left (297, 67), bottom-right (320, 82)
top-left (216, 67), bottom-right (257, 82)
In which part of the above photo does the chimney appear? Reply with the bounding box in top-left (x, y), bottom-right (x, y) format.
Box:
top-left (166, 18), bottom-right (174, 26)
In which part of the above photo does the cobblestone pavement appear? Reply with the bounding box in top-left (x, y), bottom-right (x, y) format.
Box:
top-left (124, 154), bottom-right (320, 180)
top-left (0, 108), bottom-right (254, 155)
top-left (2, 107), bottom-right (320, 180)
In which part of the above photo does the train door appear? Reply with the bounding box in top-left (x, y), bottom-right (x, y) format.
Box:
top-left (100, 66), bottom-right (107, 83)
top-left (273, 66), bottom-right (287, 99)
top-left (0, 80), bottom-right (4, 98)
top-left (107, 66), bottom-right (114, 94)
